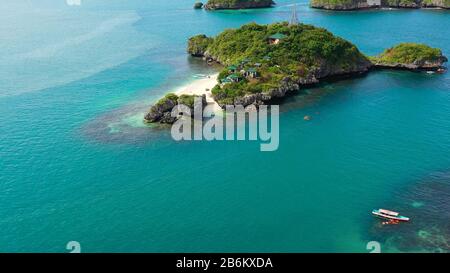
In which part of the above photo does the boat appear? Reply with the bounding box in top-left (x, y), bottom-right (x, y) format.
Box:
top-left (436, 68), bottom-right (446, 74)
top-left (372, 209), bottom-right (410, 222)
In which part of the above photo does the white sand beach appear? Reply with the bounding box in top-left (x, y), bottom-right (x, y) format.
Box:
top-left (174, 73), bottom-right (222, 114)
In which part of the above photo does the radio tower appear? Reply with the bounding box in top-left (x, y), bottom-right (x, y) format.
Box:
top-left (289, 4), bottom-right (299, 26)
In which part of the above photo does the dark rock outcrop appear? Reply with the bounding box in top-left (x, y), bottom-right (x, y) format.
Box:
top-left (187, 35), bottom-right (213, 57)
top-left (373, 55), bottom-right (448, 70)
top-left (204, 0), bottom-right (275, 10)
top-left (384, 0), bottom-right (421, 8)
top-left (187, 23), bottom-right (445, 110)
top-left (144, 94), bottom-right (207, 124)
top-left (311, 0), bottom-right (374, 10)
top-left (215, 61), bottom-right (372, 108)
top-left (197, 52), bottom-right (372, 108)
top-left (194, 2), bottom-right (204, 9)
top-left (421, 0), bottom-right (450, 8)
top-left (310, 0), bottom-right (449, 10)
top-left (144, 96), bottom-right (178, 123)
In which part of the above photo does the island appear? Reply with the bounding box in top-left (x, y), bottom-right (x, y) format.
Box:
top-left (203, 0), bottom-right (275, 10)
top-left (145, 22), bottom-right (447, 124)
top-left (371, 43), bottom-right (448, 70)
top-left (194, 2), bottom-right (204, 9)
top-left (310, 0), bottom-right (450, 10)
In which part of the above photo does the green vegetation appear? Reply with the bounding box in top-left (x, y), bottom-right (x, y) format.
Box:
top-left (188, 35), bottom-right (214, 56)
top-left (422, 0), bottom-right (450, 7)
top-left (207, 0), bottom-right (243, 4)
top-left (204, 0), bottom-right (275, 10)
top-left (386, 0), bottom-right (417, 6)
top-left (178, 94), bottom-right (197, 108)
top-left (206, 0), bottom-right (272, 6)
top-left (156, 93), bottom-right (178, 106)
top-left (311, 0), bottom-right (450, 9)
top-left (154, 93), bottom-right (202, 108)
top-left (310, 0), bottom-right (354, 6)
top-left (190, 22), bottom-right (369, 105)
top-left (372, 43), bottom-right (443, 64)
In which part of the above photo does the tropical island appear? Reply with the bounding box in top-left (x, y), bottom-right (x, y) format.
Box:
top-left (203, 0), bottom-right (275, 10)
top-left (371, 43), bottom-right (449, 70)
top-left (145, 22), bottom-right (447, 124)
top-left (310, 0), bottom-right (449, 10)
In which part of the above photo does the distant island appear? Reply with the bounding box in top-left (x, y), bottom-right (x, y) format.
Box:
top-left (145, 22), bottom-right (447, 124)
top-left (203, 0), bottom-right (275, 10)
top-left (371, 43), bottom-right (448, 70)
top-left (310, 0), bottom-right (449, 10)
top-left (194, 2), bottom-right (204, 9)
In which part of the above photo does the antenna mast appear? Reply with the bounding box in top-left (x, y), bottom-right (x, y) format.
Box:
top-left (289, 4), bottom-right (299, 26)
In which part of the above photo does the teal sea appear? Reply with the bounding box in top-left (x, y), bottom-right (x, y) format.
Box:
top-left (0, 0), bottom-right (449, 252)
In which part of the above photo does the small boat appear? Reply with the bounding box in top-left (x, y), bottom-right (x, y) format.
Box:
top-left (372, 209), bottom-right (410, 222)
top-left (382, 219), bottom-right (400, 225)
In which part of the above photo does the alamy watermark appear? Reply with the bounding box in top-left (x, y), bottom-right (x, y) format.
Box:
top-left (169, 98), bottom-right (279, 152)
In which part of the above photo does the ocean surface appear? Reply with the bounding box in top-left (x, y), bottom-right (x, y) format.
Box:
top-left (0, 0), bottom-right (449, 253)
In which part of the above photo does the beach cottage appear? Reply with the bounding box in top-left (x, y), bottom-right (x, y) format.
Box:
top-left (268, 33), bottom-right (287, 45)
top-left (243, 68), bottom-right (259, 79)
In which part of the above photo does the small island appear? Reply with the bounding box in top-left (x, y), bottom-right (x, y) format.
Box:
top-left (194, 2), bottom-right (204, 9)
top-left (371, 43), bottom-right (448, 70)
top-left (204, 0), bottom-right (275, 10)
top-left (310, 0), bottom-right (449, 10)
top-left (144, 93), bottom-right (207, 123)
top-left (145, 22), bottom-right (447, 124)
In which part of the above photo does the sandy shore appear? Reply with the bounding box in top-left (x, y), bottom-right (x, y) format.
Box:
top-left (174, 73), bottom-right (222, 114)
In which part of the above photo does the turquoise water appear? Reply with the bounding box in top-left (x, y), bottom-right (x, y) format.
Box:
top-left (0, 0), bottom-right (449, 253)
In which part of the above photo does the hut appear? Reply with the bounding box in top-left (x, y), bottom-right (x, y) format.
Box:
top-left (268, 33), bottom-right (287, 45)
top-left (244, 68), bottom-right (259, 79)
top-left (227, 74), bottom-right (240, 83)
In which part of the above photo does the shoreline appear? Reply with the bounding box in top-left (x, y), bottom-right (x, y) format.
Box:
top-left (311, 6), bottom-right (450, 11)
top-left (174, 73), bottom-right (222, 114)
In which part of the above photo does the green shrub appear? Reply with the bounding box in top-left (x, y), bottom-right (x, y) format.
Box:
top-left (178, 94), bottom-right (196, 108)
top-left (375, 43), bottom-right (442, 64)
top-left (190, 22), bottom-right (369, 101)
top-left (156, 93), bottom-right (178, 106)
top-left (188, 35), bottom-right (213, 56)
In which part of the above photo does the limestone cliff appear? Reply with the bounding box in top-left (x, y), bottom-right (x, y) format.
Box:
top-left (204, 0), bottom-right (275, 10)
top-left (310, 0), bottom-right (449, 9)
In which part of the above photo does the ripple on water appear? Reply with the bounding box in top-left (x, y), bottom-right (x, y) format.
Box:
top-left (81, 102), bottom-right (172, 145)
